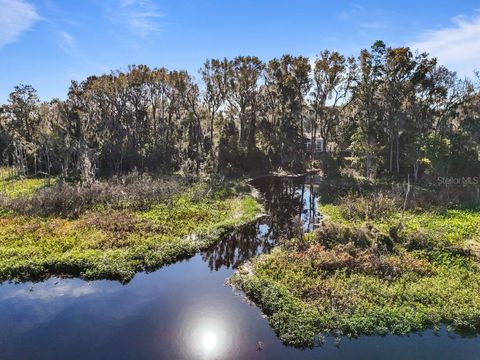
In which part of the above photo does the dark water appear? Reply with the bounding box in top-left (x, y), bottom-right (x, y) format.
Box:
top-left (1, 175), bottom-right (479, 360)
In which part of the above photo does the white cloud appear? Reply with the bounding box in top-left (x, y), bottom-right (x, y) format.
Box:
top-left (410, 14), bottom-right (480, 78)
top-left (337, 5), bottom-right (387, 33)
top-left (58, 31), bottom-right (77, 55)
top-left (117, 0), bottom-right (165, 37)
top-left (55, 31), bottom-right (109, 75)
top-left (0, 282), bottom-right (96, 301)
top-left (119, 0), bottom-right (137, 7)
top-left (0, 0), bottom-right (41, 48)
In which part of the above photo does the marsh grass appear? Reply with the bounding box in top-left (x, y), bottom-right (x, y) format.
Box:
top-left (0, 167), bottom-right (53, 199)
top-left (0, 174), bottom-right (182, 218)
top-left (0, 179), bottom-right (261, 283)
top-left (321, 194), bottom-right (480, 251)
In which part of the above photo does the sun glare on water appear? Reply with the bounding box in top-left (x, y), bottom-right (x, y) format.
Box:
top-left (181, 308), bottom-right (241, 359)
top-left (201, 331), bottom-right (218, 352)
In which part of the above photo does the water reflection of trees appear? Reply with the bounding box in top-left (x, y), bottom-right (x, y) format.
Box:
top-left (258, 176), bottom-right (319, 237)
top-left (202, 176), bottom-right (320, 271)
top-left (202, 220), bottom-right (274, 271)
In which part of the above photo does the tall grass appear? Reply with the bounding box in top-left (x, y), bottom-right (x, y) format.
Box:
top-left (0, 173), bottom-right (181, 218)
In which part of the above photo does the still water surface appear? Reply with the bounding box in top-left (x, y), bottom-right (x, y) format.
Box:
top-left (1, 175), bottom-right (479, 359)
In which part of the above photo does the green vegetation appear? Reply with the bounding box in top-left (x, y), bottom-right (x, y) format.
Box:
top-left (321, 197), bottom-right (480, 255)
top-left (231, 193), bottom-right (480, 347)
top-left (0, 167), bottom-right (52, 198)
top-left (0, 182), bottom-right (261, 283)
top-left (1, 177), bottom-right (49, 198)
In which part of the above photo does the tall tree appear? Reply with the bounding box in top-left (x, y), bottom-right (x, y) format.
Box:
top-left (350, 42), bottom-right (385, 178)
top-left (201, 59), bottom-right (229, 151)
top-left (310, 50), bottom-right (355, 154)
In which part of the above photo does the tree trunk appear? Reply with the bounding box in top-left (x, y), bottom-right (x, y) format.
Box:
top-left (395, 134), bottom-right (400, 175)
top-left (389, 139), bottom-right (393, 173)
top-left (413, 162), bottom-right (419, 182)
top-left (210, 112), bottom-right (214, 150)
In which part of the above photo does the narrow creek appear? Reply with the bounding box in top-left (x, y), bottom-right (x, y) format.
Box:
top-left (1, 175), bottom-right (479, 359)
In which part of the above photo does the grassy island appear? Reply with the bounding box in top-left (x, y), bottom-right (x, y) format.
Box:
top-left (231, 187), bottom-right (480, 347)
top-left (0, 175), bottom-right (261, 283)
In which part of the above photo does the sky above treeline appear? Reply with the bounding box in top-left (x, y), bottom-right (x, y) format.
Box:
top-left (1, 0), bottom-right (479, 102)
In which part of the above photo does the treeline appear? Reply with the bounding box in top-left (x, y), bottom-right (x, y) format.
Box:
top-left (0, 40), bottom-right (479, 183)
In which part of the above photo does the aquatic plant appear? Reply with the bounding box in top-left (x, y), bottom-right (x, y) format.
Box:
top-left (0, 183), bottom-right (261, 283)
top-left (232, 194), bottom-right (480, 347)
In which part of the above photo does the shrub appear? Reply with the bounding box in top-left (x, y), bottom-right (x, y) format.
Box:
top-left (0, 174), bottom-right (181, 218)
top-left (338, 191), bottom-right (400, 221)
top-left (311, 221), bottom-right (375, 250)
top-left (296, 243), bottom-right (431, 279)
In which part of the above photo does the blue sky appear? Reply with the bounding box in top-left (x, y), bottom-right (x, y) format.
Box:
top-left (1, 0), bottom-right (479, 102)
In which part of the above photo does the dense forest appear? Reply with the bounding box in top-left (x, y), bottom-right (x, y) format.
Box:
top-left (1, 40), bottom-right (479, 184)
